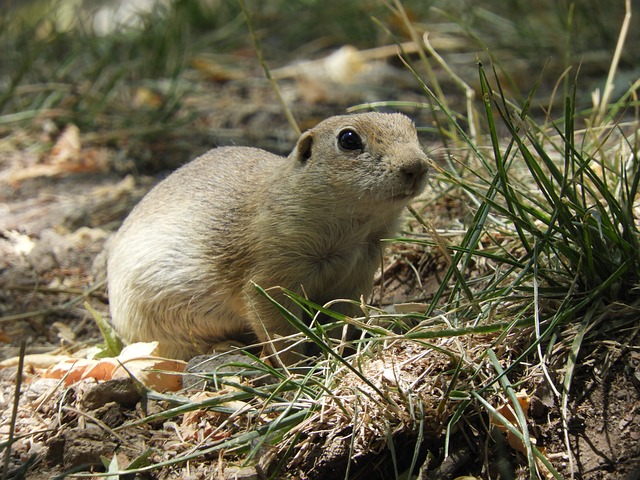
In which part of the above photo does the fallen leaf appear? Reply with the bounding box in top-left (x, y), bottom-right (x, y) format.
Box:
top-left (491, 390), bottom-right (555, 477)
top-left (494, 391), bottom-right (531, 438)
top-left (191, 56), bottom-right (245, 82)
top-left (118, 341), bottom-right (161, 361)
top-left (42, 341), bottom-right (186, 391)
top-left (52, 321), bottom-right (77, 343)
top-left (48, 124), bottom-right (81, 166)
top-left (131, 87), bottom-right (164, 108)
top-left (0, 123), bottom-right (112, 186)
top-left (112, 357), bottom-right (185, 392)
top-left (44, 358), bottom-right (98, 384)
top-left (80, 358), bottom-right (119, 382)
top-left (0, 353), bottom-right (73, 370)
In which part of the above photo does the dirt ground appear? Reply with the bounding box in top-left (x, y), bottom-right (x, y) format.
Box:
top-left (1, 53), bottom-right (639, 479)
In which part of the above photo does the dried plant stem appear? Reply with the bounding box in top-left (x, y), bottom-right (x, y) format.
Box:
top-left (595, 0), bottom-right (631, 126)
top-left (238, 0), bottom-right (301, 137)
top-left (391, 0), bottom-right (448, 111)
top-left (422, 32), bottom-right (479, 143)
top-left (2, 340), bottom-right (26, 480)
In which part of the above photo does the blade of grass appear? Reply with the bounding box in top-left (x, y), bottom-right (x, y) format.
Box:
top-left (2, 340), bottom-right (26, 480)
top-left (478, 258), bottom-right (631, 395)
top-left (472, 391), bottom-right (562, 479)
top-left (594, 0), bottom-right (631, 126)
top-left (560, 306), bottom-right (596, 478)
top-left (253, 283), bottom-right (392, 403)
top-left (238, 0), bottom-right (300, 137)
top-left (487, 349), bottom-right (537, 478)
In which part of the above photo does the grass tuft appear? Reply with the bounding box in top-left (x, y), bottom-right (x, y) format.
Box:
top-left (394, 6), bottom-right (639, 475)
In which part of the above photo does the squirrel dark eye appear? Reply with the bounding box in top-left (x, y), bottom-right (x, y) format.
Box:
top-left (338, 129), bottom-right (363, 151)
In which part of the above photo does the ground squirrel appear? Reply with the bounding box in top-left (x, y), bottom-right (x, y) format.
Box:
top-left (107, 112), bottom-right (429, 365)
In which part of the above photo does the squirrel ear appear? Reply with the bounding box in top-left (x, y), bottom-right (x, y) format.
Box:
top-left (294, 132), bottom-right (313, 162)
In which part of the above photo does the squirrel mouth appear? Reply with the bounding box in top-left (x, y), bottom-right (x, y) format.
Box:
top-left (390, 188), bottom-right (420, 202)
top-left (392, 179), bottom-right (427, 201)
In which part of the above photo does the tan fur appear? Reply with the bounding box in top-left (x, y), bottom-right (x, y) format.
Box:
top-left (107, 113), bottom-right (429, 364)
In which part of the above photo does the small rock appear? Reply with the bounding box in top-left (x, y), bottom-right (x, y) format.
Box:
top-left (76, 377), bottom-right (140, 410)
top-left (62, 426), bottom-right (117, 469)
top-left (223, 465), bottom-right (259, 480)
top-left (93, 401), bottom-right (128, 429)
top-left (183, 353), bottom-right (272, 390)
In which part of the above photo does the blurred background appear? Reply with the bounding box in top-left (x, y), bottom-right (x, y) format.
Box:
top-left (1, 0), bottom-right (638, 173)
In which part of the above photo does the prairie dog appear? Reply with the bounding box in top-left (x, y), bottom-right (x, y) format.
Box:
top-left (107, 113), bottom-right (429, 364)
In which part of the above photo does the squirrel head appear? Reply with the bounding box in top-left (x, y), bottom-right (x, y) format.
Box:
top-left (290, 112), bottom-right (429, 210)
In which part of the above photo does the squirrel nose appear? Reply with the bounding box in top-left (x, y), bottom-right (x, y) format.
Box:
top-left (401, 156), bottom-right (429, 183)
